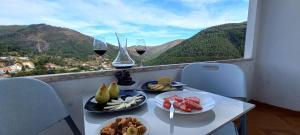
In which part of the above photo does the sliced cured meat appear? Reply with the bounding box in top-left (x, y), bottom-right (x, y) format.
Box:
top-left (184, 97), bottom-right (200, 104)
top-left (179, 104), bottom-right (192, 112)
top-left (162, 95), bottom-right (202, 112)
top-left (184, 100), bottom-right (202, 110)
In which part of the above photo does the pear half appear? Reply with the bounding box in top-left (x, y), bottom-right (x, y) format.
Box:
top-left (95, 83), bottom-right (110, 104)
top-left (108, 81), bottom-right (120, 99)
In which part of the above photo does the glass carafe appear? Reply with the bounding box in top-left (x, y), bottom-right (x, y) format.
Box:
top-left (112, 33), bottom-right (135, 69)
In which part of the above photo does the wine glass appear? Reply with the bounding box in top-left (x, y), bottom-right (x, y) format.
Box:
top-left (135, 39), bottom-right (146, 67)
top-left (93, 37), bottom-right (108, 70)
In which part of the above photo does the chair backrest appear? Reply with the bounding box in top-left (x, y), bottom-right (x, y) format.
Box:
top-left (181, 63), bottom-right (246, 98)
top-left (0, 78), bottom-right (69, 135)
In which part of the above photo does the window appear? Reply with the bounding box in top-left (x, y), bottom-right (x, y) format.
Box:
top-left (0, 0), bottom-right (251, 78)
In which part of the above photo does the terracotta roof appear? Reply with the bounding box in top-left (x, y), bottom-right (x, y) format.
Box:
top-left (0, 67), bottom-right (12, 71)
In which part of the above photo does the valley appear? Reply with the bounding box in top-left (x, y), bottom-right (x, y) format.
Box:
top-left (0, 22), bottom-right (246, 77)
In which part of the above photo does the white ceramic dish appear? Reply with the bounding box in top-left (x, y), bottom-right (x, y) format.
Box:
top-left (96, 115), bottom-right (150, 135)
top-left (154, 90), bottom-right (216, 114)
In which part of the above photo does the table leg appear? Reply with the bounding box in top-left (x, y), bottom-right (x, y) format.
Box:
top-left (239, 114), bottom-right (247, 135)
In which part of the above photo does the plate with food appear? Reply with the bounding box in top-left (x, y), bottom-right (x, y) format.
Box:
top-left (97, 115), bottom-right (149, 135)
top-left (84, 82), bottom-right (147, 113)
top-left (154, 91), bottom-right (216, 114)
top-left (141, 77), bottom-right (184, 92)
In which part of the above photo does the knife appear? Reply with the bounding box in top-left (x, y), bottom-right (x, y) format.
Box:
top-left (171, 81), bottom-right (188, 87)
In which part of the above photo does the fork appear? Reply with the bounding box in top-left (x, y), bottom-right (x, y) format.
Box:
top-left (169, 99), bottom-right (175, 119)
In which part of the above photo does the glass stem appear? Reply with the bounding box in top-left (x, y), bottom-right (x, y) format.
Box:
top-left (100, 56), bottom-right (104, 70)
top-left (140, 56), bottom-right (143, 67)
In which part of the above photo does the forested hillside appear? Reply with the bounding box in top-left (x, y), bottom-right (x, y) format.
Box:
top-left (0, 24), bottom-right (119, 60)
top-left (147, 22), bottom-right (247, 65)
top-left (127, 39), bottom-right (183, 61)
top-left (0, 22), bottom-right (247, 77)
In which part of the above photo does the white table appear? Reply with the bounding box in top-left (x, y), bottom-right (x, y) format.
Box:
top-left (83, 87), bottom-right (255, 135)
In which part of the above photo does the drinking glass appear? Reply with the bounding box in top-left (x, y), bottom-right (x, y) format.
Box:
top-left (135, 39), bottom-right (146, 67)
top-left (93, 37), bottom-right (107, 69)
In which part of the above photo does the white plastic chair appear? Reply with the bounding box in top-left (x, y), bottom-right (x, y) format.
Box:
top-left (0, 78), bottom-right (81, 135)
top-left (181, 63), bottom-right (247, 135)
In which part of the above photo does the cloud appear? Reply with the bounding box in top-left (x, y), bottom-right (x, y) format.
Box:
top-left (0, 0), bottom-right (249, 45)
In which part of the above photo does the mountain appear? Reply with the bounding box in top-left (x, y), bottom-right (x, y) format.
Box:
top-left (0, 24), bottom-right (119, 60)
top-left (147, 22), bottom-right (247, 65)
top-left (0, 24), bottom-right (181, 63)
top-left (127, 39), bottom-right (183, 61)
top-left (0, 25), bottom-right (27, 33)
top-left (0, 22), bottom-right (246, 69)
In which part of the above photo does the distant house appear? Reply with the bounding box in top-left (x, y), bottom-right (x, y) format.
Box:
top-left (0, 70), bottom-right (4, 75)
top-left (18, 57), bottom-right (29, 60)
top-left (0, 56), bottom-right (15, 61)
top-left (22, 61), bottom-right (35, 69)
top-left (0, 62), bottom-right (5, 67)
top-left (0, 57), bottom-right (8, 60)
top-left (9, 70), bottom-right (17, 74)
top-left (9, 63), bottom-right (22, 71)
top-left (44, 63), bottom-right (57, 69)
top-left (0, 67), bottom-right (12, 74)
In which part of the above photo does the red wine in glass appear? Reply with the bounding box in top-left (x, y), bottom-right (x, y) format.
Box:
top-left (136, 39), bottom-right (146, 67)
top-left (136, 49), bottom-right (146, 55)
top-left (94, 49), bottom-right (107, 56)
top-left (93, 37), bottom-right (108, 69)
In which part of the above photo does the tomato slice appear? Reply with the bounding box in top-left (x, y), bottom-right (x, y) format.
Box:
top-left (163, 101), bottom-right (171, 109)
top-left (184, 97), bottom-right (200, 104)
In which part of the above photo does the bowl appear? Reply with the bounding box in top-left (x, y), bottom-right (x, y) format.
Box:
top-left (96, 115), bottom-right (150, 135)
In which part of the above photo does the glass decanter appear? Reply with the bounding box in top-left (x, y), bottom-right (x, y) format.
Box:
top-left (112, 33), bottom-right (135, 69)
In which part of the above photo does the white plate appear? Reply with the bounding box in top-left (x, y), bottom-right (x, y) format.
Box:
top-left (154, 90), bottom-right (216, 114)
top-left (96, 115), bottom-right (150, 135)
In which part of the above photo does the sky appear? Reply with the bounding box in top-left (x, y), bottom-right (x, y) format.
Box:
top-left (0, 0), bottom-right (249, 46)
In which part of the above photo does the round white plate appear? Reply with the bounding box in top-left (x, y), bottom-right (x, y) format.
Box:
top-left (96, 115), bottom-right (150, 135)
top-left (154, 90), bottom-right (216, 114)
